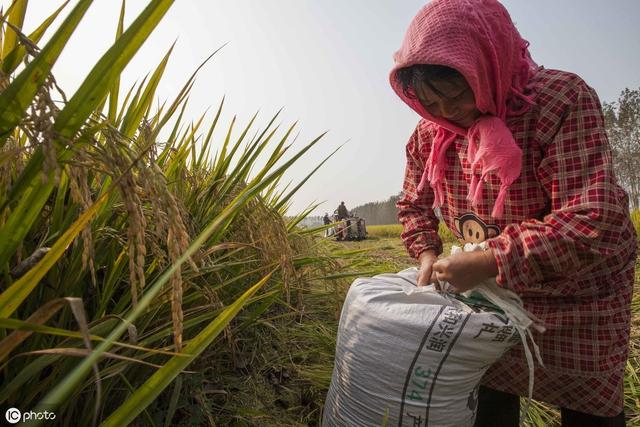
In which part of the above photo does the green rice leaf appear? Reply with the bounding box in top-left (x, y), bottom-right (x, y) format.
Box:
top-left (119, 42), bottom-right (174, 137)
top-left (0, 0), bottom-right (93, 140)
top-left (0, 0), bottom-right (28, 60)
top-left (1, 1), bottom-right (71, 74)
top-left (0, 190), bottom-right (111, 318)
top-left (107, 0), bottom-right (126, 122)
top-left (100, 272), bottom-right (274, 426)
top-left (0, 0), bottom-right (175, 269)
top-left (54, 0), bottom-right (175, 138)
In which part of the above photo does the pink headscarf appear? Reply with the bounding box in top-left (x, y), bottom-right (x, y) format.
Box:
top-left (389, 0), bottom-right (538, 218)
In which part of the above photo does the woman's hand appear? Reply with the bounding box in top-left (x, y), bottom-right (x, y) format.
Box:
top-left (432, 250), bottom-right (498, 293)
top-left (417, 249), bottom-right (438, 287)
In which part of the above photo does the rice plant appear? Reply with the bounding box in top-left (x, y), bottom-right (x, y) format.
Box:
top-left (0, 1), bottom-right (335, 425)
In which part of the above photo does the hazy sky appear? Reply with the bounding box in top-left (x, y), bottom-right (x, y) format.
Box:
top-left (10, 1), bottom-right (640, 215)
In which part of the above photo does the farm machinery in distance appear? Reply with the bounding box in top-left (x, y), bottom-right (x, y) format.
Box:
top-left (333, 216), bottom-right (367, 241)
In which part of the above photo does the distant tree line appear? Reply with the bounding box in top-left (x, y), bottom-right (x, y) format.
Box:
top-left (604, 87), bottom-right (640, 210)
top-left (352, 194), bottom-right (402, 225)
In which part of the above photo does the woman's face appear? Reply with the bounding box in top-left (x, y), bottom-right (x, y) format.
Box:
top-left (415, 76), bottom-right (481, 128)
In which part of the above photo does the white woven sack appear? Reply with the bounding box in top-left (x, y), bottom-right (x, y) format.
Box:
top-left (323, 267), bottom-right (527, 427)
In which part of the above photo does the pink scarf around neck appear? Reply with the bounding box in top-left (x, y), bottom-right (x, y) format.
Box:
top-left (389, 0), bottom-right (538, 218)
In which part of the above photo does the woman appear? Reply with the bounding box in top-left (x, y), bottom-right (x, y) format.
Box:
top-left (389, 0), bottom-right (636, 426)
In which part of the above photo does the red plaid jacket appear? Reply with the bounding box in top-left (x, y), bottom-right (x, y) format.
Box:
top-left (397, 68), bottom-right (637, 416)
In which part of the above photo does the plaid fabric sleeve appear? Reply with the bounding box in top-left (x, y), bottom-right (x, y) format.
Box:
top-left (396, 123), bottom-right (443, 259)
top-left (487, 81), bottom-right (634, 296)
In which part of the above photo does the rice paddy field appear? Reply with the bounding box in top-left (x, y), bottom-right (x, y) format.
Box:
top-left (198, 220), bottom-right (638, 426)
top-left (0, 2), bottom-right (638, 426)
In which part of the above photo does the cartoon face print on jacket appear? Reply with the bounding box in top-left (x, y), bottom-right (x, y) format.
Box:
top-left (453, 213), bottom-right (501, 244)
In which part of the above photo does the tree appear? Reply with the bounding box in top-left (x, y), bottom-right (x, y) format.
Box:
top-left (604, 88), bottom-right (640, 209)
top-left (352, 193), bottom-right (402, 225)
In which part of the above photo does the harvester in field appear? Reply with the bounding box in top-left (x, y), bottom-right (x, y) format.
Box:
top-left (334, 216), bottom-right (367, 241)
